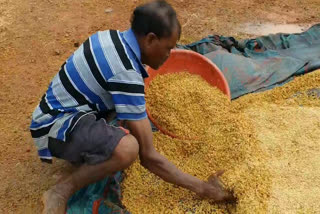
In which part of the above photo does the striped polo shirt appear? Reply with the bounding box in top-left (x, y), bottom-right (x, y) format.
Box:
top-left (30, 29), bottom-right (148, 161)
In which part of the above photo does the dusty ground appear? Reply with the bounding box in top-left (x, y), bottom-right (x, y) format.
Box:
top-left (0, 0), bottom-right (319, 213)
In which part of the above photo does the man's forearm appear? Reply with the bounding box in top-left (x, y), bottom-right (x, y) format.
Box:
top-left (126, 119), bottom-right (204, 195)
top-left (126, 119), bottom-right (233, 202)
top-left (141, 151), bottom-right (203, 194)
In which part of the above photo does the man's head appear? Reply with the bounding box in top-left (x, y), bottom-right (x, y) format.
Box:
top-left (131, 0), bottom-right (181, 70)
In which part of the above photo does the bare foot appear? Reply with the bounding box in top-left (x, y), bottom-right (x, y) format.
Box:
top-left (42, 187), bottom-right (68, 214)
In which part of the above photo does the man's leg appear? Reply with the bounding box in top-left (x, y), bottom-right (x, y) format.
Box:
top-left (42, 134), bottom-right (139, 214)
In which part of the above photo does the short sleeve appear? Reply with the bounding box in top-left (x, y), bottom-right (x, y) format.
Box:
top-left (108, 70), bottom-right (147, 121)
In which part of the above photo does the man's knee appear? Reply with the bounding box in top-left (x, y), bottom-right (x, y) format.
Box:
top-left (113, 134), bottom-right (139, 168)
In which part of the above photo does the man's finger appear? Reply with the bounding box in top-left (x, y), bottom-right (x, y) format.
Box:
top-left (215, 170), bottom-right (225, 177)
top-left (208, 170), bottom-right (224, 183)
top-left (208, 174), bottom-right (215, 183)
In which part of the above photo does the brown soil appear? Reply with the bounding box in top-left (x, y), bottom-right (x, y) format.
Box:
top-left (0, 0), bottom-right (319, 213)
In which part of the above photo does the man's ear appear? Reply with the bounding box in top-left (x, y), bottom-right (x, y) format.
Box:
top-left (145, 32), bottom-right (158, 47)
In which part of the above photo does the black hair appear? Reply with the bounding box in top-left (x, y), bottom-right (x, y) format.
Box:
top-left (131, 0), bottom-right (181, 39)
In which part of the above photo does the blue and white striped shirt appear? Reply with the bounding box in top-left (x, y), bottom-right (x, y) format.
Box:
top-left (30, 29), bottom-right (148, 161)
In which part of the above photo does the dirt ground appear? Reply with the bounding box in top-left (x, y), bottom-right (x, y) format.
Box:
top-left (0, 0), bottom-right (319, 213)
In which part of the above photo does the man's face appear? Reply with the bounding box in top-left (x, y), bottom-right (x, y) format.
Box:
top-left (141, 28), bottom-right (179, 70)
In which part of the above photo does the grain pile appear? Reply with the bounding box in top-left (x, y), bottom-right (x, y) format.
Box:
top-left (145, 73), bottom-right (231, 139)
top-left (122, 70), bottom-right (320, 213)
top-left (122, 73), bottom-right (272, 213)
top-left (234, 70), bottom-right (320, 213)
top-left (244, 104), bottom-right (320, 213)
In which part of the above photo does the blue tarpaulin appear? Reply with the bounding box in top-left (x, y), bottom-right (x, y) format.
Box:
top-left (178, 23), bottom-right (320, 99)
top-left (67, 172), bottom-right (129, 214)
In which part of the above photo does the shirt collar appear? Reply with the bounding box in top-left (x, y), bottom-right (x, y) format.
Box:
top-left (122, 29), bottom-right (149, 78)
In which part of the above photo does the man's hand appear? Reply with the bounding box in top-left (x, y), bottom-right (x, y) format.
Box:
top-left (198, 171), bottom-right (236, 203)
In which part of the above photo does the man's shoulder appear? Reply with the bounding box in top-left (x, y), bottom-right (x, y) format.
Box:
top-left (83, 29), bottom-right (144, 81)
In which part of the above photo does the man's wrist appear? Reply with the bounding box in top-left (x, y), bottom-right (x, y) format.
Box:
top-left (195, 180), bottom-right (205, 196)
top-left (184, 175), bottom-right (204, 196)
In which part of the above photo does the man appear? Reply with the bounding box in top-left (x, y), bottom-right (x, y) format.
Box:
top-left (30, 1), bottom-right (234, 213)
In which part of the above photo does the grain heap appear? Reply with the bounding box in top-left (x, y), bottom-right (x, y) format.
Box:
top-left (233, 70), bottom-right (320, 213)
top-left (244, 104), bottom-right (320, 213)
top-left (145, 73), bottom-right (231, 139)
top-left (122, 70), bottom-right (320, 213)
top-left (122, 73), bottom-right (272, 213)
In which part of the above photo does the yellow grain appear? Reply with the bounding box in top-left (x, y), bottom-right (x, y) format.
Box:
top-left (122, 72), bottom-right (271, 213)
top-left (122, 70), bottom-right (320, 213)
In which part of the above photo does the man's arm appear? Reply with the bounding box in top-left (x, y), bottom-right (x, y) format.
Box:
top-left (126, 118), bottom-right (234, 202)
